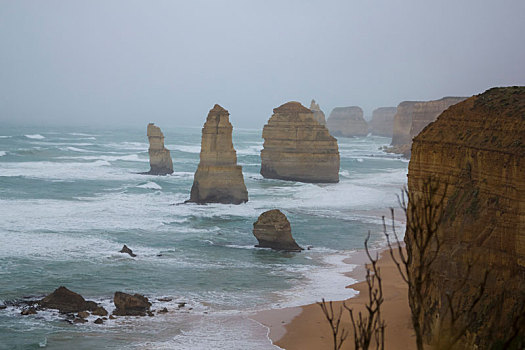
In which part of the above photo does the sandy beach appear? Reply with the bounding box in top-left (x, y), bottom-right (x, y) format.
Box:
top-left (253, 247), bottom-right (416, 350)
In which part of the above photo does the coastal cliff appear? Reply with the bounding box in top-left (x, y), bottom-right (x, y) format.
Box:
top-left (388, 97), bottom-right (466, 157)
top-left (309, 99), bottom-right (326, 125)
top-left (407, 87), bottom-right (525, 347)
top-left (188, 104), bottom-right (248, 204)
top-left (369, 107), bottom-right (397, 137)
top-left (260, 101), bottom-right (340, 183)
top-left (144, 123), bottom-right (173, 175)
top-left (326, 106), bottom-right (368, 137)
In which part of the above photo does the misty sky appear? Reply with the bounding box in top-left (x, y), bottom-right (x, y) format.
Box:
top-left (1, 0), bottom-right (524, 129)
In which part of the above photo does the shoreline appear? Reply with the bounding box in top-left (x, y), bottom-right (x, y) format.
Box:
top-left (252, 246), bottom-right (416, 350)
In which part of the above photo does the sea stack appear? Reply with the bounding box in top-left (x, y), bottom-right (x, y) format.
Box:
top-left (309, 99), bottom-right (326, 125)
top-left (253, 209), bottom-right (303, 252)
top-left (260, 101), bottom-right (340, 183)
top-left (369, 107), bottom-right (397, 137)
top-left (144, 123), bottom-right (173, 175)
top-left (407, 87), bottom-right (524, 347)
top-left (188, 104), bottom-right (248, 204)
top-left (326, 106), bottom-right (368, 137)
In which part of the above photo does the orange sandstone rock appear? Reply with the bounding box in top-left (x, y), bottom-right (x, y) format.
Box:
top-left (407, 86), bottom-right (525, 346)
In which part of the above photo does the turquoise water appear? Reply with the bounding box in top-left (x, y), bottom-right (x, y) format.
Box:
top-left (0, 125), bottom-right (407, 349)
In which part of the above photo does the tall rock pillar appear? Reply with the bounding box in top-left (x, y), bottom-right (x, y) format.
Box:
top-left (145, 123), bottom-right (173, 175)
top-left (188, 104), bottom-right (248, 204)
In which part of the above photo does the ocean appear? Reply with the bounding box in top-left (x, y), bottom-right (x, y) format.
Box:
top-left (0, 124), bottom-right (408, 349)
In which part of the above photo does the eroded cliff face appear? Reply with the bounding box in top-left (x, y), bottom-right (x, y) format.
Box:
top-left (145, 123), bottom-right (173, 175)
top-left (407, 87), bottom-right (525, 347)
top-left (369, 107), bottom-right (397, 137)
top-left (409, 97), bottom-right (466, 140)
top-left (188, 104), bottom-right (248, 204)
top-left (309, 99), bottom-right (326, 125)
top-left (388, 97), bottom-right (466, 157)
top-left (260, 101), bottom-right (340, 183)
top-left (326, 106), bottom-right (368, 137)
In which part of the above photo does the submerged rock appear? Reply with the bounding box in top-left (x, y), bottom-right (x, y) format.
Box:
top-left (309, 99), bottom-right (326, 125)
top-left (326, 106), bottom-right (368, 137)
top-left (143, 123), bottom-right (173, 175)
top-left (39, 286), bottom-right (100, 314)
top-left (188, 104), bottom-right (248, 204)
top-left (260, 101), bottom-right (340, 183)
top-left (94, 318), bottom-right (104, 324)
top-left (113, 292), bottom-right (151, 316)
top-left (119, 244), bottom-right (137, 257)
top-left (253, 209), bottom-right (303, 252)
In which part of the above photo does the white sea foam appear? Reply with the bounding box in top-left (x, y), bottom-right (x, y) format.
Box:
top-left (168, 145), bottom-right (201, 154)
top-left (0, 135), bottom-right (11, 138)
top-left (61, 146), bottom-right (97, 153)
top-left (136, 182), bottom-right (162, 190)
top-left (69, 132), bottom-right (97, 137)
top-left (25, 134), bottom-right (45, 139)
top-left (0, 151), bottom-right (6, 157)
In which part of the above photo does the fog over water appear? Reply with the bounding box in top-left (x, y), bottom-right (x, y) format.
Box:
top-left (1, 0), bottom-right (524, 128)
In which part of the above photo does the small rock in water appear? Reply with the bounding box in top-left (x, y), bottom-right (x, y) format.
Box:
top-left (21, 307), bottom-right (37, 315)
top-left (113, 292), bottom-right (151, 316)
top-left (109, 315), bottom-right (116, 320)
top-left (91, 306), bottom-right (108, 316)
top-left (77, 311), bottom-right (90, 319)
top-left (119, 245), bottom-right (137, 257)
top-left (0, 305), bottom-right (7, 310)
top-left (73, 317), bottom-right (88, 324)
top-left (147, 311), bottom-right (154, 317)
top-left (157, 297), bottom-right (172, 302)
top-left (177, 302), bottom-right (186, 308)
top-left (157, 307), bottom-right (168, 314)
top-left (94, 318), bottom-right (104, 324)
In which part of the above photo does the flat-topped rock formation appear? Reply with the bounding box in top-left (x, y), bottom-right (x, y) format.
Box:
top-left (188, 104), bottom-right (248, 204)
top-left (369, 107), bottom-right (397, 137)
top-left (309, 99), bottom-right (326, 125)
top-left (260, 101), bottom-right (340, 183)
top-left (326, 106), bottom-right (368, 137)
top-left (407, 87), bottom-right (525, 347)
top-left (253, 209), bottom-right (303, 251)
top-left (144, 123), bottom-right (173, 175)
top-left (387, 97), bottom-right (466, 157)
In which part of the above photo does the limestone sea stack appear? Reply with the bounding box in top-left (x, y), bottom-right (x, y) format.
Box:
top-left (309, 99), bottom-right (326, 125)
top-left (188, 104), bottom-right (248, 204)
top-left (144, 123), bottom-right (173, 175)
top-left (407, 87), bottom-right (524, 347)
top-left (253, 209), bottom-right (303, 251)
top-left (260, 101), bottom-right (340, 183)
top-left (388, 97), bottom-right (466, 157)
top-left (369, 107), bottom-right (397, 137)
top-left (326, 106), bottom-right (368, 137)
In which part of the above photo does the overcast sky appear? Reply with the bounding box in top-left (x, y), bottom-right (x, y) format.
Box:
top-left (1, 0), bottom-right (524, 129)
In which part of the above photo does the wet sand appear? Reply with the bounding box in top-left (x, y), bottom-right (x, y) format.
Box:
top-left (253, 248), bottom-right (416, 350)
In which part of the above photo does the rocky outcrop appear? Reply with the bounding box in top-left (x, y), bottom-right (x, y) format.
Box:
top-left (309, 99), bottom-right (326, 125)
top-left (387, 97), bottom-right (466, 157)
top-left (326, 106), bottom-right (368, 137)
top-left (113, 292), bottom-right (151, 316)
top-left (119, 245), bottom-right (136, 257)
top-left (188, 104), bottom-right (248, 204)
top-left (407, 87), bottom-right (525, 347)
top-left (260, 102), bottom-right (340, 183)
top-left (253, 209), bottom-right (303, 251)
top-left (144, 123), bottom-right (173, 175)
top-left (39, 286), bottom-right (106, 314)
top-left (369, 107), bottom-right (397, 137)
